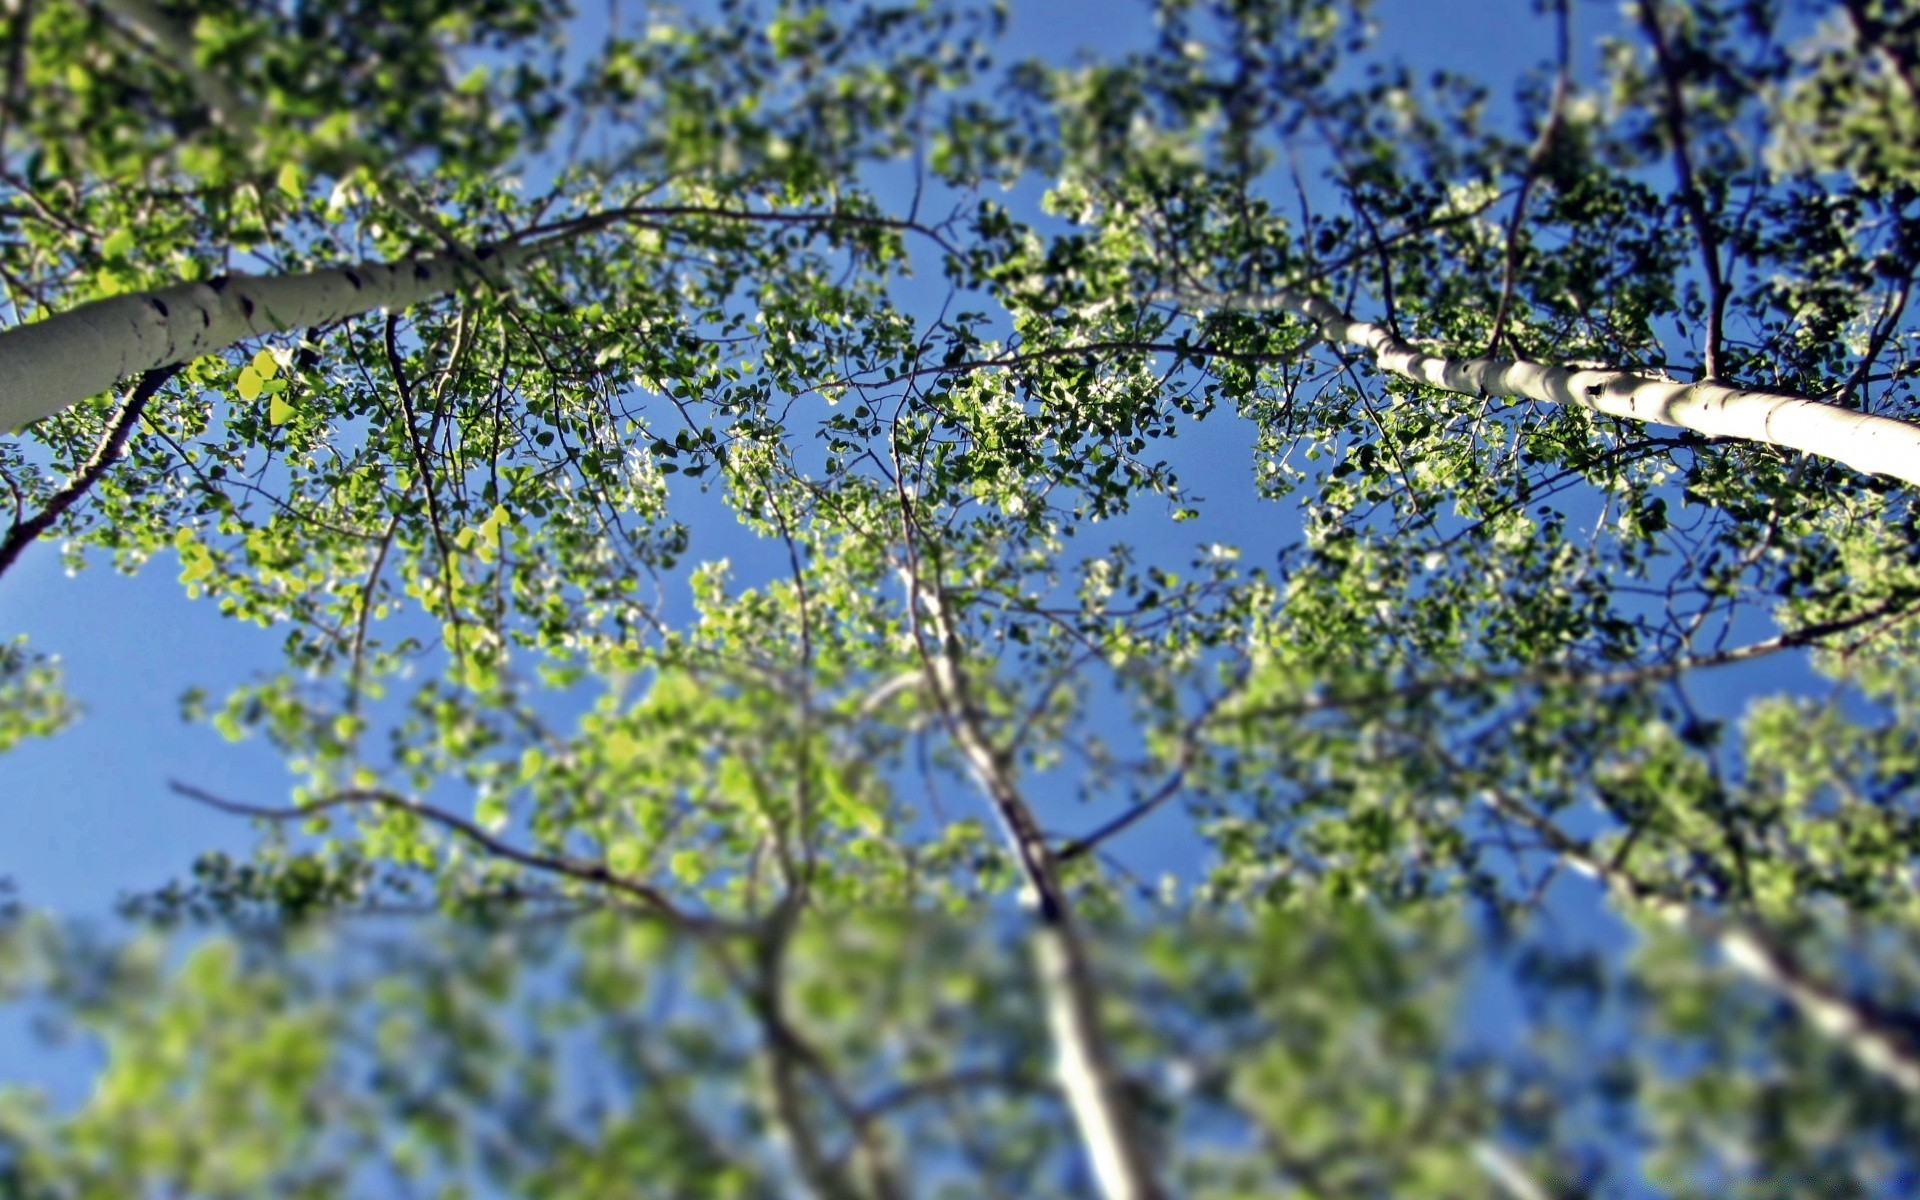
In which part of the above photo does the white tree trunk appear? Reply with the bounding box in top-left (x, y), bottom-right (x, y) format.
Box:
top-left (1483, 788), bottom-right (1920, 1094)
top-left (1178, 287), bottom-right (1920, 488)
top-left (907, 574), bottom-right (1165, 1200)
top-left (0, 242), bottom-right (540, 433)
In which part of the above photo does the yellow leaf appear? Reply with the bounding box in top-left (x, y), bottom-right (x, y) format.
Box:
top-left (251, 349), bottom-right (280, 379)
top-left (236, 367), bottom-right (262, 400)
top-left (604, 728), bottom-right (639, 767)
top-left (269, 394), bottom-right (294, 425)
top-left (276, 161), bottom-right (303, 200)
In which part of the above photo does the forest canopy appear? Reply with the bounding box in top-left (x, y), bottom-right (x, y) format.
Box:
top-left (2, 0), bottom-right (1919, 1196)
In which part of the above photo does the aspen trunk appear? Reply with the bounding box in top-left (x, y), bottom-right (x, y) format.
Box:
top-left (1482, 787), bottom-right (1920, 1094)
top-left (0, 242), bottom-right (540, 432)
top-left (908, 574), bottom-right (1165, 1200)
top-left (1180, 287), bottom-right (1920, 488)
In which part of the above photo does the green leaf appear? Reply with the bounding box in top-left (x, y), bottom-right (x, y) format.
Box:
top-left (668, 849), bottom-right (703, 884)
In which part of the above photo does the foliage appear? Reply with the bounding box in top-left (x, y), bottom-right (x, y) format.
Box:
top-left (0, 638), bottom-right (73, 755)
top-left (3, 0), bottom-right (1920, 1194)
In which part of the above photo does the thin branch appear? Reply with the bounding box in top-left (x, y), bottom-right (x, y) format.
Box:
top-left (1303, 105), bottom-right (1404, 338)
top-left (1223, 591), bottom-right (1920, 725)
top-left (383, 312), bottom-right (463, 653)
top-left (1638, 0), bottom-right (1729, 381)
top-left (748, 900), bottom-right (902, 1200)
top-left (1479, 779), bottom-right (1920, 1093)
top-left (168, 780), bottom-right (730, 933)
top-left (1487, 0), bottom-right (1572, 357)
top-left (345, 514), bottom-right (399, 715)
top-left (0, 364), bottom-right (180, 579)
top-left (513, 202), bottom-right (964, 262)
top-left (1830, 276), bottom-right (1914, 409)
top-left (1057, 682), bottom-right (1239, 863)
top-left (820, 335), bottom-right (1319, 400)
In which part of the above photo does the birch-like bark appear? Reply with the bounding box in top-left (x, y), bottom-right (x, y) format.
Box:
top-left (905, 576), bottom-right (1164, 1200)
top-left (1171, 287), bottom-right (1920, 487)
top-left (0, 240), bottom-right (545, 433)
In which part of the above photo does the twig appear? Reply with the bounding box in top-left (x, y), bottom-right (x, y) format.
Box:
top-left (1057, 683), bottom-right (1237, 862)
top-left (0, 364), bottom-right (181, 579)
top-left (1487, 0), bottom-right (1572, 357)
top-left (168, 779), bottom-right (730, 933)
top-left (1223, 591), bottom-right (1920, 724)
top-left (383, 312), bottom-right (465, 659)
top-left (1638, 0), bottom-right (1729, 381)
top-left (345, 514), bottom-right (399, 714)
top-left (1830, 277), bottom-right (1913, 409)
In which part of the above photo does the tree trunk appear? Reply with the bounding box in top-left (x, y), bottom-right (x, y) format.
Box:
top-left (0, 241), bottom-right (542, 433)
top-left (1177, 287), bottom-right (1920, 488)
top-left (907, 573), bottom-right (1165, 1200)
top-left (1481, 785), bottom-right (1920, 1093)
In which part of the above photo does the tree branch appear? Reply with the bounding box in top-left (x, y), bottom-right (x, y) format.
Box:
top-left (167, 780), bottom-right (734, 934)
top-left (1222, 592), bottom-right (1920, 725)
top-left (1477, 780), bottom-right (1920, 1093)
top-left (1638, 0), bottom-right (1729, 381)
top-left (1161, 286), bottom-right (1920, 486)
top-left (888, 446), bottom-right (1165, 1200)
top-left (0, 364), bottom-right (180, 579)
top-left (1487, 0), bottom-right (1571, 358)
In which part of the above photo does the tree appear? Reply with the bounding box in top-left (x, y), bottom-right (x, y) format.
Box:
top-left (2, 0), bottom-right (1919, 1195)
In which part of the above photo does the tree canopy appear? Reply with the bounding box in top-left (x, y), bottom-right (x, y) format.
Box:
top-left (3, 0), bottom-right (1920, 1195)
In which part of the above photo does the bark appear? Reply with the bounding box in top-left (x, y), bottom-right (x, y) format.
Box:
top-left (905, 574), bottom-right (1164, 1200)
top-left (0, 240), bottom-right (543, 433)
top-left (1174, 287), bottom-right (1920, 488)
